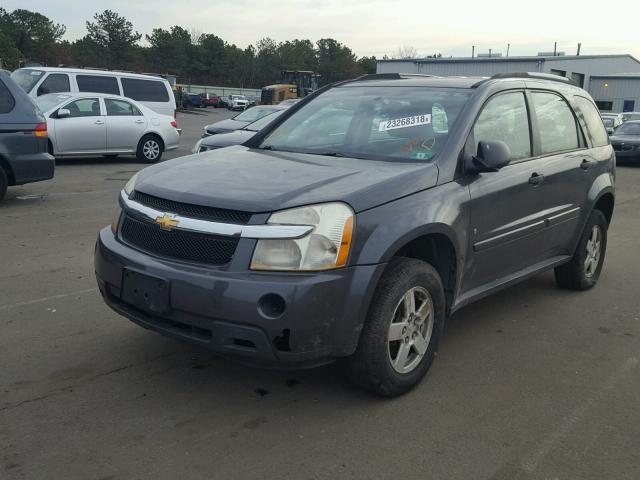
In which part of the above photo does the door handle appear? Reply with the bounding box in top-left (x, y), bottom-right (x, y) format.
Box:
top-left (580, 159), bottom-right (596, 170)
top-left (529, 172), bottom-right (545, 185)
top-left (94, 120), bottom-right (104, 125)
top-left (134, 119), bottom-right (144, 124)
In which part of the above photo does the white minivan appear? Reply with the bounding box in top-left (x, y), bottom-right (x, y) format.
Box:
top-left (11, 67), bottom-right (176, 118)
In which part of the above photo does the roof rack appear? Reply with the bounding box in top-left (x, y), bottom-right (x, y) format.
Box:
top-left (473, 72), bottom-right (577, 87)
top-left (351, 73), bottom-right (436, 82)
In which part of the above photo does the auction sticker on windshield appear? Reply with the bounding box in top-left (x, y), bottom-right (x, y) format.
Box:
top-left (379, 114), bottom-right (432, 132)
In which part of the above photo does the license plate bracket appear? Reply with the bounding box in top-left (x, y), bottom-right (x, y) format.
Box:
top-left (121, 269), bottom-right (170, 314)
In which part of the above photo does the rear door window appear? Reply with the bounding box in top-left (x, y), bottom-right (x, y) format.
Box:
top-left (574, 96), bottom-right (609, 147)
top-left (121, 78), bottom-right (169, 102)
top-left (76, 75), bottom-right (120, 95)
top-left (37, 74), bottom-right (71, 96)
top-left (105, 99), bottom-right (141, 116)
top-left (0, 79), bottom-right (16, 113)
top-left (530, 92), bottom-right (580, 154)
top-left (472, 92), bottom-right (532, 161)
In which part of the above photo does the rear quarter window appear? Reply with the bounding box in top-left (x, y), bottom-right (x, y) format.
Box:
top-left (121, 78), bottom-right (169, 102)
top-left (0, 79), bottom-right (16, 114)
top-left (76, 75), bottom-right (120, 95)
top-left (574, 96), bottom-right (610, 148)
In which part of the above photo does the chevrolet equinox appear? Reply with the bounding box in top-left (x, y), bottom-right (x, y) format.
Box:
top-left (95, 73), bottom-right (615, 396)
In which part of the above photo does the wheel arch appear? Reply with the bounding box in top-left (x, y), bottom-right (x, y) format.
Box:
top-left (593, 191), bottom-right (614, 226)
top-left (0, 154), bottom-right (16, 186)
top-left (382, 224), bottom-right (461, 314)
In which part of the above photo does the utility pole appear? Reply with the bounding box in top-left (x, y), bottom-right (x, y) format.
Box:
top-left (577, 43), bottom-right (582, 56)
top-left (553, 42), bottom-right (557, 56)
top-left (506, 43), bottom-right (510, 57)
top-left (471, 45), bottom-right (475, 58)
top-left (489, 48), bottom-right (492, 58)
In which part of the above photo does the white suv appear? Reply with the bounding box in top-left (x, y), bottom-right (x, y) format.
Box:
top-left (228, 95), bottom-right (249, 110)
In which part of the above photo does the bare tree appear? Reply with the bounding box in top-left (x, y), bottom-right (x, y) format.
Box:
top-left (190, 27), bottom-right (203, 45)
top-left (393, 45), bottom-right (418, 59)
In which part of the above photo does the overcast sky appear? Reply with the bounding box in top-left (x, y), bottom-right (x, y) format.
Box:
top-left (4, 0), bottom-right (639, 59)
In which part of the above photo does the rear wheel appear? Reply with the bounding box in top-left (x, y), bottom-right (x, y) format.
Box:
top-left (0, 167), bottom-right (7, 202)
top-left (136, 135), bottom-right (163, 163)
top-left (554, 209), bottom-right (608, 290)
top-left (344, 257), bottom-right (445, 397)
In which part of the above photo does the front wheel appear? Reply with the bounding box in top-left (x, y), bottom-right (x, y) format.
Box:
top-left (136, 135), bottom-right (164, 163)
top-left (344, 257), bottom-right (445, 397)
top-left (554, 209), bottom-right (608, 290)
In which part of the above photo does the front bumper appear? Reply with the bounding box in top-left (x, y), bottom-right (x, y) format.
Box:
top-left (95, 227), bottom-right (385, 368)
top-left (8, 152), bottom-right (55, 185)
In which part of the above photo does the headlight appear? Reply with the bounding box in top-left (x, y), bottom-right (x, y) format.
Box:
top-left (251, 203), bottom-right (354, 271)
top-left (192, 139), bottom-right (203, 154)
top-left (123, 172), bottom-right (139, 196)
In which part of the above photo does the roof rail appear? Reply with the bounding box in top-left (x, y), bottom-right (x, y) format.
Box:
top-left (351, 73), bottom-right (436, 82)
top-left (473, 71), bottom-right (577, 87)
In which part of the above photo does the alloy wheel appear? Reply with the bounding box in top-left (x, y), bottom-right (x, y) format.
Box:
top-left (388, 286), bottom-right (434, 374)
top-left (584, 225), bottom-right (602, 278)
top-left (143, 140), bottom-right (160, 160)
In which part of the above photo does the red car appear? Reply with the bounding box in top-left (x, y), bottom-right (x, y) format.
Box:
top-left (200, 93), bottom-right (228, 108)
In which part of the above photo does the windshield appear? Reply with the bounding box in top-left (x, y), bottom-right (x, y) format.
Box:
top-left (245, 110), bottom-right (285, 131)
top-left (259, 86), bottom-right (471, 162)
top-left (234, 107), bottom-right (280, 123)
top-left (35, 93), bottom-right (72, 113)
top-left (11, 68), bottom-right (45, 93)
top-left (614, 122), bottom-right (640, 135)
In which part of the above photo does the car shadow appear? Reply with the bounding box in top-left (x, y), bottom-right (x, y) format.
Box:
top-left (117, 272), bottom-right (562, 405)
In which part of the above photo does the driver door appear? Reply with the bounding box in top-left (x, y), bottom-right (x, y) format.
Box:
top-left (461, 91), bottom-right (552, 294)
top-left (54, 97), bottom-right (107, 154)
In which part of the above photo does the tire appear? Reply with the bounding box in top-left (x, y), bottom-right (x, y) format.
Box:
top-left (554, 209), bottom-right (608, 290)
top-left (344, 257), bottom-right (446, 397)
top-left (136, 135), bottom-right (163, 163)
top-left (0, 167), bottom-right (7, 203)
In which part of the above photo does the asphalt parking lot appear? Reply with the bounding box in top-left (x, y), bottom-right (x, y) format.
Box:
top-left (1, 109), bottom-right (639, 479)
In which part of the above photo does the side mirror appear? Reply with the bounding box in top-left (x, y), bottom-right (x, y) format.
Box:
top-left (57, 108), bottom-right (71, 119)
top-left (470, 140), bottom-right (511, 172)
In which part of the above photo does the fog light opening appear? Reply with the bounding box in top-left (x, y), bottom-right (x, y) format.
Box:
top-left (258, 293), bottom-right (286, 319)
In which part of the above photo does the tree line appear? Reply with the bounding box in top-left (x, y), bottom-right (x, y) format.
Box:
top-left (0, 8), bottom-right (378, 88)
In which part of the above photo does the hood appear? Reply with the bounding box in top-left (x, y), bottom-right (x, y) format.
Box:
top-left (201, 129), bottom-right (256, 148)
top-left (135, 145), bottom-right (439, 213)
top-left (205, 118), bottom-right (248, 134)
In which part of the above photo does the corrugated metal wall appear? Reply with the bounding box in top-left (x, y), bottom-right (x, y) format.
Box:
top-left (589, 78), bottom-right (640, 112)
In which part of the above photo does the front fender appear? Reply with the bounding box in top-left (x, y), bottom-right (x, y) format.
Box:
top-left (351, 181), bottom-right (470, 276)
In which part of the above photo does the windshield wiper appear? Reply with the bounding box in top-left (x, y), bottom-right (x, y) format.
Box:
top-left (315, 151), bottom-right (348, 157)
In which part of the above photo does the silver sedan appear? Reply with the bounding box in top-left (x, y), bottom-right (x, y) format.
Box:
top-left (36, 93), bottom-right (180, 163)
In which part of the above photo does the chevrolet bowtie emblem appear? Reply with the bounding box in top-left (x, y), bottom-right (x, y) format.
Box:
top-left (155, 214), bottom-right (179, 231)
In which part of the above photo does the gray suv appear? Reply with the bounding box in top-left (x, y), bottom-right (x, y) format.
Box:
top-left (95, 73), bottom-right (614, 396)
top-left (0, 71), bottom-right (55, 202)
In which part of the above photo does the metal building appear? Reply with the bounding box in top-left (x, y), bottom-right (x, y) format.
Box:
top-left (588, 73), bottom-right (640, 112)
top-left (377, 54), bottom-right (640, 112)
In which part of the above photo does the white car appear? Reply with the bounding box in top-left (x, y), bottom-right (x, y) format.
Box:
top-left (36, 93), bottom-right (180, 163)
top-left (227, 95), bottom-right (249, 110)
